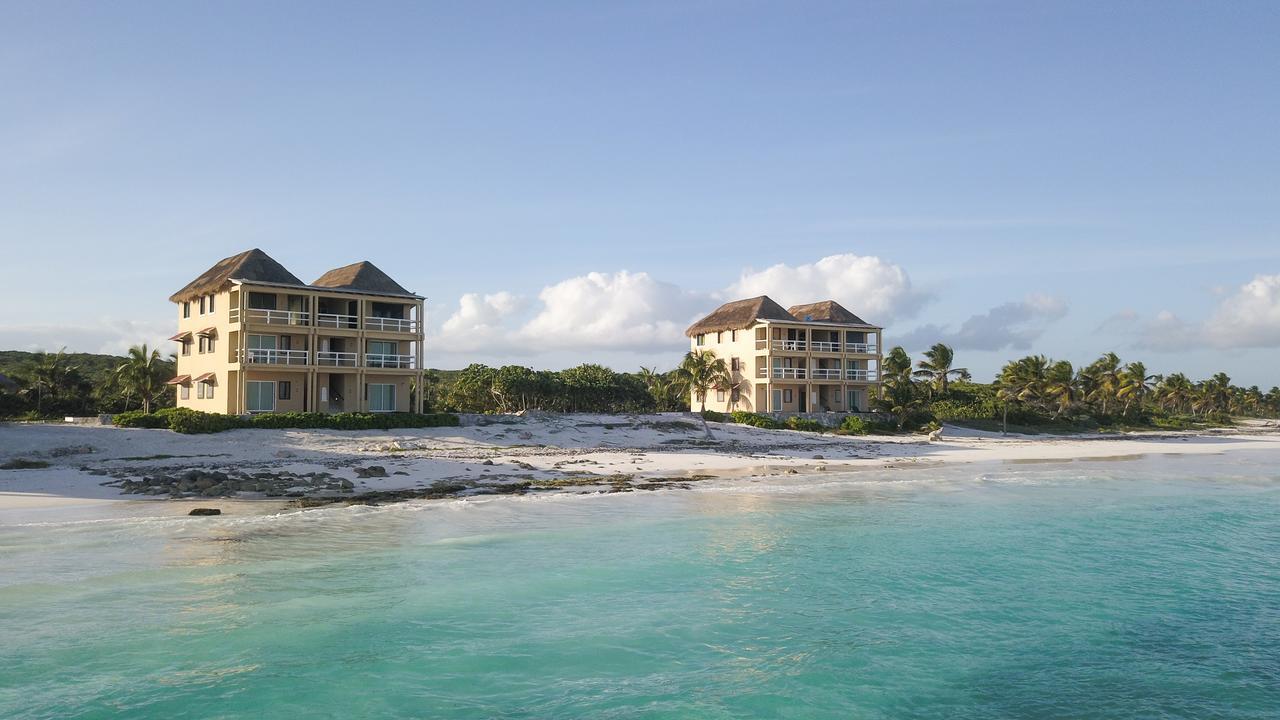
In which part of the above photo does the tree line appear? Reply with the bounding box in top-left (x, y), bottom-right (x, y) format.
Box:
top-left (0, 346), bottom-right (175, 419)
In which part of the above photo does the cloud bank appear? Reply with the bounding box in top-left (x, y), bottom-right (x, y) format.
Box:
top-left (893, 295), bottom-right (1068, 352)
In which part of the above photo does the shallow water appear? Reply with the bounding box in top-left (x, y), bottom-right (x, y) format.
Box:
top-left (3, 453), bottom-right (1280, 719)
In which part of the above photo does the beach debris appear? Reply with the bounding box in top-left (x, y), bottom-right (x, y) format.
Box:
top-left (188, 508), bottom-right (222, 516)
top-left (927, 427), bottom-right (944, 442)
top-left (353, 465), bottom-right (388, 478)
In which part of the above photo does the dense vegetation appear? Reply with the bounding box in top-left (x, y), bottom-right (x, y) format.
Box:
top-left (0, 348), bottom-right (176, 418)
top-left (114, 407), bottom-right (459, 434)
top-left (874, 343), bottom-right (1280, 432)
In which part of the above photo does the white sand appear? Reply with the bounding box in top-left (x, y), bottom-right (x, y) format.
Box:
top-left (2, 414), bottom-right (1279, 516)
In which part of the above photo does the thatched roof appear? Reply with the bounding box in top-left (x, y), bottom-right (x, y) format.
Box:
top-left (311, 261), bottom-right (413, 297)
top-left (685, 296), bottom-right (796, 336)
top-left (787, 300), bottom-right (872, 326)
top-left (169, 249), bottom-right (305, 303)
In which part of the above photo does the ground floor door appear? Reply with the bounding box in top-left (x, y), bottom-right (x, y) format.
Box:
top-left (798, 388), bottom-right (807, 412)
top-left (328, 374), bottom-right (346, 413)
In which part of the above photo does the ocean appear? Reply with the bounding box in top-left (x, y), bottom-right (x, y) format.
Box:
top-left (3, 452), bottom-right (1279, 719)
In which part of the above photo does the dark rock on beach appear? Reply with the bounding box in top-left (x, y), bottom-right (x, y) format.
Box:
top-left (188, 508), bottom-right (221, 516)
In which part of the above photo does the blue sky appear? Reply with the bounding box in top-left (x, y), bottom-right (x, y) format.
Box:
top-left (2, 1), bottom-right (1278, 386)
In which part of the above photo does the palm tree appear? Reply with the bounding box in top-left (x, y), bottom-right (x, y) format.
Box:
top-left (115, 344), bottom-right (171, 414)
top-left (677, 350), bottom-right (730, 413)
top-left (1116, 361), bottom-right (1156, 417)
top-left (1154, 373), bottom-right (1194, 414)
top-left (1043, 360), bottom-right (1078, 419)
top-left (912, 343), bottom-right (971, 397)
top-left (21, 349), bottom-right (82, 415)
top-left (872, 360), bottom-right (921, 429)
top-left (1083, 352), bottom-right (1123, 416)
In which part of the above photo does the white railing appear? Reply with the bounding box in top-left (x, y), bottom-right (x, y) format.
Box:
top-left (772, 367), bottom-right (806, 379)
top-left (365, 353), bottom-right (414, 369)
top-left (811, 368), bottom-right (843, 380)
top-left (811, 341), bottom-right (841, 352)
top-left (365, 316), bottom-right (417, 333)
top-left (771, 340), bottom-right (807, 352)
top-left (242, 348), bottom-right (309, 365)
top-left (316, 313), bottom-right (359, 329)
top-left (846, 369), bottom-right (879, 381)
top-left (232, 309), bottom-right (309, 326)
top-left (316, 351), bottom-right (358, 367)
top-left (846, 343), bottom-right (878, 354)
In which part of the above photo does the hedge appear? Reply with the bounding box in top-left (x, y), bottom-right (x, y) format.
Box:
top-left (114, 408), bottom-right (460, 434)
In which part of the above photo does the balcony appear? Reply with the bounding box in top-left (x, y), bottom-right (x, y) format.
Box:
top-left (846, 343), bottom-right (878, 354)
top-left (811, 368), bottom-right (843, 380)
top-left (366, 353), bottom-right (414, 369)
top-left (316, 313), bottom-right (359, 329)
top-left (316, 351), bottom-right (358, 367)
top-left (230, 308), bottom-right (310, 326)
top-left (757, 367), bottom-right (807, 379)
top-left (365, 316), bottom-right (418, 333)
top-left (242, 349), bottom-right (309, 366)
top-left (771, 340), bottom-right (807, 352)
top-left (846, 369), bottom-right (879, 381)
top-left (810, 341), bottom-right (841, 353)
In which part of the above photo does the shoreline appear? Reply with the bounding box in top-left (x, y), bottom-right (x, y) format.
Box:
top-left (2, 415), bottom-right (1279, 517)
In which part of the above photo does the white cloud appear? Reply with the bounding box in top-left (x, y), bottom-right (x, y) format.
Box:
top-left (1204, 274), bottom-right (1280, 348)
top-left (435, 292), bottom-right (525, 352)
top-left (725, 253), bottom-right (930, 323)
top-left (516, 271), bottom-right (706, 350)
top-left (894, 294), bottom-right (1068, 352)
top-left (1125, 274), bottom-right (1280, 352)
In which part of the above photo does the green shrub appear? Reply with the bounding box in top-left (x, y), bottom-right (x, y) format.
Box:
top-left (159, 409), bottom-right (461, 434)
top-left (730, 411), bottom-right (785, 429)
top-left (112, 410), bottom-right (169, 429)
top-left (701, 410), bottom-right (727, 423)
top-left (785, 416), bottom-right (826, 432)
top-left (166, 409), bottom-right (248, 434)
top-left (836, 415), bottom-right (869, 435)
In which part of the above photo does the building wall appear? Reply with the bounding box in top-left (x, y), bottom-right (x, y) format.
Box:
top-left (172, 282), bottom-right (426, 415)
top-left (687, 321), bottom-right (883, 414)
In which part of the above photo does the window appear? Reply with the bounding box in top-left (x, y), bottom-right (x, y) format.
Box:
top-left (181, 341), bottom-right (190, 356)
top-left (695, 334), bottom-right (705, 346)
top-left (716, 332), bottom-right (722, 343)
top-left (197, 382), bottom-right (205, 399)
top-left (783, 389), bottom-right (793, 403)
top-left (207, 336), bottom-right (216, 353)
top-left (367, 383), bottom-right (395, 412)
top-left (247, 381), bottom-right (275, 412)
top-left (198, 337), bottom-right (206, 354)
top-left (847, 390), bottom-right (860, 411)
top-left (248, 292), bottom-right (278, 310)
top-left (208, 295), bottom-right (215, 312)
top-left (199, 296), bottom-right (206, 314)
top-left (716, 390), bottom-right (725, 402)
top-left (180, 385), bottom-right (189, 400)
top-left (206, 381), bottom-right (214, 399)
top-left (368, 340), bottom-right (397, 367)
top-left (278, 381), bottom-right (291, 401)
top-left (247, 334), bottom-right (277, 362)
top-left (182, 302), bottom-right (190, 318)
top-left (731, 357), bottom-right (740, 372)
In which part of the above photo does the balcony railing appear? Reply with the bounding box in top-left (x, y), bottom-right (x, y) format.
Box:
top-left (811, 368), bottom-right (843, 380)
top-left (755, 367), bottom-right (806, 379)
top-left (316, 313), bottom-right (359, 329)
top-left (229, 308), bottom-right (310, 326)
top-left (771, 340), bottom-right (807, 352)
top-left (366, 353), bottom-right (414, 369)
top-left (364, 316), bottom-right (417, 333)
top-left (316, 351), bottom-right (358, 367)
top-left (846, 343), bottom-right (878, 354)
top-left (846, 369), bottom-right (879, 381)
top-left (242, 348), bottom-right (309, 365)
top-left (811, 341), bottom-right (841, 352)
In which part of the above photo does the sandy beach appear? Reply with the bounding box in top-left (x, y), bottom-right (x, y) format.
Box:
top-left (3, 414), bottom-right (1279, 517)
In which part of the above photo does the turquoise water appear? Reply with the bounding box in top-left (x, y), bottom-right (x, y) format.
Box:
top-left (3, 453), bottom-right (1280, 719)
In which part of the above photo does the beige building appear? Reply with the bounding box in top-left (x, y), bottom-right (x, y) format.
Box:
top-left (168, 249), bottom-right (425, 414)
top-left (685, 296), bottom-right (883, 414)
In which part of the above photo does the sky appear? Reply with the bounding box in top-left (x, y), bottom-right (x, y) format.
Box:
top-left (1, 1), bottom-right (1278, 386)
